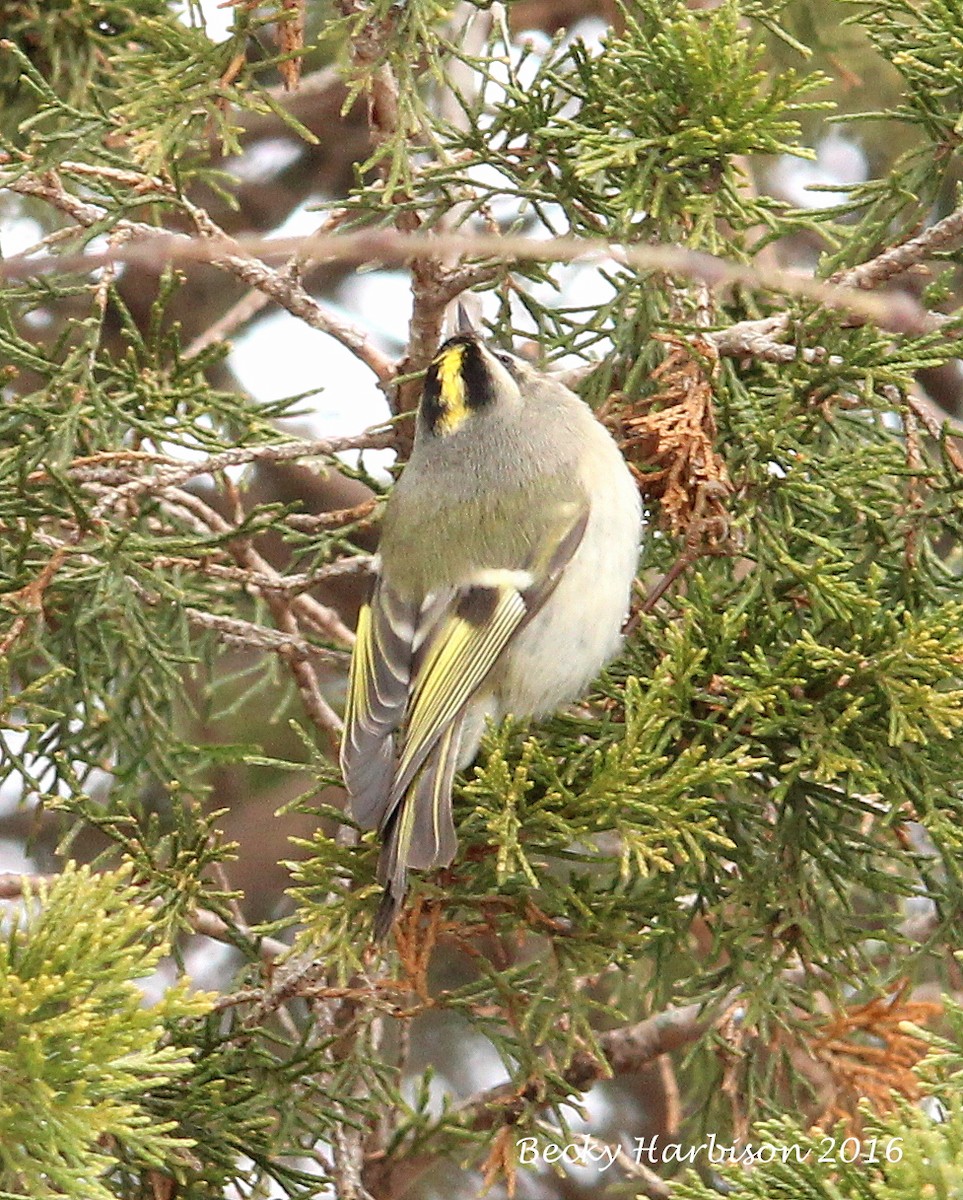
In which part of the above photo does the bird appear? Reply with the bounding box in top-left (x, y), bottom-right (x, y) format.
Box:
top-left (340, 312), bottom-right (642, 940)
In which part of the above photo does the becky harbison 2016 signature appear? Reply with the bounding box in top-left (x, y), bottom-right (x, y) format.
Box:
top-left (516, 1133), bottom-right (905, 1173)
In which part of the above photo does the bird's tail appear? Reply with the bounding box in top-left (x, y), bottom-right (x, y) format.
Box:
top-left (372, 716), bottom-right (465, 941)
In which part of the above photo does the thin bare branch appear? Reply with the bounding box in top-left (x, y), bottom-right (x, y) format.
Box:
top-left (5, 175), bottom-right (959, 337)
top-left (24, 470), bottom-right (353, 747)
top-left (4, 171), bottom-right (396, 385)
top-left (833, 204), bottom-right (963, 290)
top-left (183, 607), bottom-right (346, 662)
top-left (153, 486), bottom-right (351, 745)
top-left (709, 205), bottom-right (963, 363)
top-left (444, 992), bottom-right (734, 1142)
top-left (27, 529), bottom-right (349, 665)
top-left (28, 430), bottom-right (396, 494)
top-left (907, 392), bottom-right (963, 474)
top-left (182, 208), bottom-right (356, 360)
top-left (182, 284), bottom-right (276, 360)
top-left (154, 554), bottom-right (372, 592)
top-left (286, 498), bottom-right (379, 532)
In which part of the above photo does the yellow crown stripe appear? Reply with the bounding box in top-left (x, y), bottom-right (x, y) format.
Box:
top-left (434, 344), bottom-right (468, 434)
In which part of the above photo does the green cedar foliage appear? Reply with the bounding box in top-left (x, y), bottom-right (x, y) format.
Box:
top-left (0, 864), bottom-right (212, 1197)
top-left (1, 0), bottom-right (963, 1197)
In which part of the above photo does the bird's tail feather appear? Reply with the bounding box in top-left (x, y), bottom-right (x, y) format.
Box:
top-left (372, 715), bottom-right (464, 941)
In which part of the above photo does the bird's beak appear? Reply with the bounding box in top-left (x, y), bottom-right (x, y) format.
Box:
top-left (455, 301), bottom-right (475, 335)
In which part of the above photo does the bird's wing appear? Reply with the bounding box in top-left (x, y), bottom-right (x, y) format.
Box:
top-left (342, 499), bottom-right (589, 858)
top-left (387, 502), bottom-right (590, 811)
top-left (340, 573), bottom-right (417, 827)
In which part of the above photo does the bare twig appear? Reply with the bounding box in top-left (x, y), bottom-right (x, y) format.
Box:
top-left (180, 199), bottom-right (374, 364)
top-left (144, 485), bottom-right (355, 648)
top-left (4, 171), bottom-right (396, 386)
top-left (82, 430), bottom-right (394, 523)
top-left (28, 430), bottom-right (396, 493)
top-left (3, 178), bottom-right (957, 338)
top-left (23, 527), bottom-right (347, 675)
top-left (149, 484), bottom-right (350, 743)
top-left (334, 0), bottom-right (478, 420)
top-left (264, 592), bottom-right (345, 752)
top-left (186, 905), bottom-right (290, 963)
top-left (182, 284), bottom-right (276, 360)
top-left (363, 992), bottom-right (733, 1200)
top-left (191, 192), bottom-right (399, 386)
top-left (449, 992), bottom-right (734, 1140)
top-left (833, 205), bottom-right (963, 291)
top-left (906, 392), bottom-right (963, 474)
top-left (23, 453), bottom-right (357, 746)
top-left (153, 554), bottom-right (372, 593)
top-left (708, 312), bottom-right (794, 361)
top-left (286, 497), bottom-right (380, 532)
top-left (0, 543), bottom-right (69, 655)
top-left (183, 607), bottom-right (346, 661)
top-left (180, 206), bottom-right (353, 360)
top-left (709, 204), bottom-right (963, 364)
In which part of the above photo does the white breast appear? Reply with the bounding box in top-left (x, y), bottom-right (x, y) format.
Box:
top-left (492, 424), bottom-right (642, 718)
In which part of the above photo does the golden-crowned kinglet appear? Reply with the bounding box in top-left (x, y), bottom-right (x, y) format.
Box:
top-left (341, 318), bottom-right (642, 939)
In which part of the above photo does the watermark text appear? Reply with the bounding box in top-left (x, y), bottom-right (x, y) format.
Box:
top-left (516, 1133), bottom-right (904, 1173)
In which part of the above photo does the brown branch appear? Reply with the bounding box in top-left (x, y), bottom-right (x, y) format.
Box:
top-left (286, 497), bottom-right (380, 532)
top-left (186, 905), bottom-right (289, 963)
top-left (182, 207), bottom-right (357, 359)
top-left (141, 486), bottom-right (355, 649)
top-left (81, 430), bottom-right (394, 523)
top-left (4, 171), bottom-right (396, 386)
top-left (28, 430), bottom-right (396, 492)
top-left (180, 196), bottom-right (397, 382)
top-left (26, 529), bottom-right (348, 667)
top-left (24, 461), bottom-right (355, 746)
top-left (185, 193), bottom-right (396, 386)
top-left (153, 554), bottom-right (372, 593)
top-left (906, 392), bottom-right (963, 475)
top-left (183, 607), bottom-right (346, 662)
top-left (263, 592), bottom-right (345, 754)
top-left (709, 313), bottom-right (794, 361)
top-left (411, 995), bottom-right (735, 1143)
top-left (833, 205), bottom-right (963, 291)
top-left (334, 0), bottom-right (467, 421)
top-left (150, 485), bottom-right (350, 745)
top-left (3, 182), bottom-right (954, 338)
top-left (0, 542), bottom-right (69, 655)
top-left (710, 204), bottom-right (963, 364)
top-left (363, 993), bottom-right (733, 1199)
top-left (181, 284), bottom-right (276, 361)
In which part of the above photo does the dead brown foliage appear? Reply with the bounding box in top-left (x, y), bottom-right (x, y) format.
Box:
top-left (619, 332), bottom-right (732, 541)
top-left (806, 982), bottom-right (942, 1126)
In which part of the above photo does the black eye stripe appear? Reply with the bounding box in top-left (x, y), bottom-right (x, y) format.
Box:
top-left (460, 343), bottom-right (495, 408)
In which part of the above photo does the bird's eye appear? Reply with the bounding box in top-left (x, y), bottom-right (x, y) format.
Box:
top-left (495, 352), bottom-right (517, 375)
